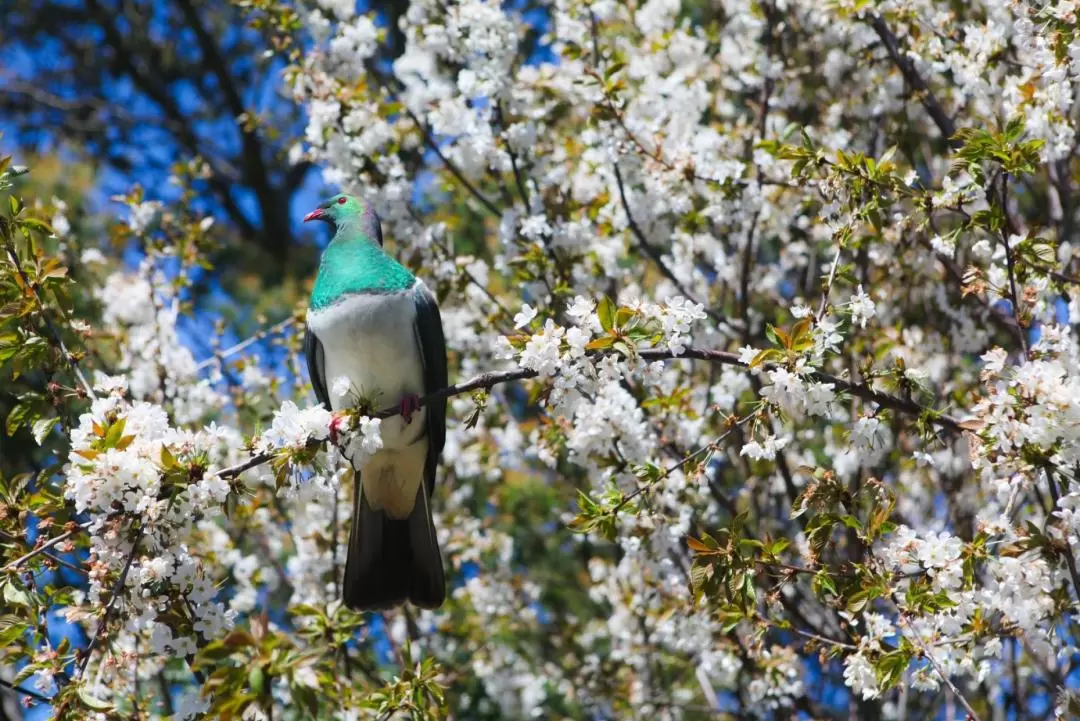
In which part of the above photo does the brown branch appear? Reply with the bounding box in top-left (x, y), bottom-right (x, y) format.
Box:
top-left (0, 678), bottom-right (50, 704)
top-left (196, 316), bottom-right (297, 372)
top-left (6, 342), bottom-right (965, 579)
top-left (870, 15), bottom-right (960, 149)
top-left (0, 530), bottom-right (86, 576)
top-left (75, 524), bottom-right (146, 679)
top-left (1045, 465), bottom-right (1080, 604)
top-left (611, 164), bottom-right (729, 330)
top-left (175, 0), bottom-right (289, 253)
top-left (2, 523), bottom-right (89, 575)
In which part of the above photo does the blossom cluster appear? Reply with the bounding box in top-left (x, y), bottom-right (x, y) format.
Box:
top-left (4, 0), bottom-right (1080, 718)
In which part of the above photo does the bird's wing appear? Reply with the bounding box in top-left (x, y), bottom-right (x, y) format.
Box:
top-left (412, 282), bottom-right (447, 496)
top-left (304, 326), bottom-right (331, 410)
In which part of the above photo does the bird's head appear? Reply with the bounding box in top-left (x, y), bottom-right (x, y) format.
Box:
top-left (303, 193), bottom-right (383, 246)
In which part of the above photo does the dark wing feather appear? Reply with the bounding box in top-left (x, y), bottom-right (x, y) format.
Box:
top-left (412, 283), bottom-right (447, 496)
top-left (304, 327), bottom-right (331, 410)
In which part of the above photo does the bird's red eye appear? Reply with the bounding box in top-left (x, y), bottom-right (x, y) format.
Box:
top-left (337, 197), bottom-right (347, 205)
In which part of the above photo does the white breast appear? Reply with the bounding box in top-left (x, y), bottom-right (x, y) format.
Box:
top-left (307, 287), bottom-right (426, 450)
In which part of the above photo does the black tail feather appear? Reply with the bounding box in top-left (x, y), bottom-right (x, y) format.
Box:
top-left (342, 477), bottom-right (445, 611)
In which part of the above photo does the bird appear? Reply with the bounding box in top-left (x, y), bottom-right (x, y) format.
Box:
top-left (302, 193), bottom-right (447, 611)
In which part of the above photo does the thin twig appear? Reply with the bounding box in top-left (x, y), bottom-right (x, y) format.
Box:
top-left (586, 11), bottom-right (727, 332)
top-left (391, 100), bottom-right (500, 218)
top-left (760, 618), bottom-right (859, 651)
top-left (3, 238), bottom-right (97, 400)
top-left (0, 531), bottom-right (86, 575)
top-left (611, 163), bottom-right (727, 329)
top-left (2, 523), bottom-right (89, 574)
top-left (76, 520), bottom-right (152, 679)
top-left (196, 316), bottom-right (296, 372)
top-left (738, 0), bottom-right (777, 343)
top-left (496, 102), bottom-right (531, 210)
top-left (817, 249), bottom-right (843, 321)
top-left (915, 635), bottom-right (983, 721)
top-left (0, 677), bottom-right (51, 704)
top-left (998, 175), bottom-right (1028, 354)
top-left (614, 414), bottom-right (756, 515)
top-left (916, 227), bottom-right (1027, 347)
top-left (1045, 465), bottom-right (1080, 603)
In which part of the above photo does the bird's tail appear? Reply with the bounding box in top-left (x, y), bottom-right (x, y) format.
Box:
top-left (342, 474), bottom-right (445, 611)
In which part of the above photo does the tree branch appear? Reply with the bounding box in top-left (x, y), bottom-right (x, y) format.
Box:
top-left (196, 316), bottom-right (297, 372)
top-left (83, 0), bottom-right (260, 243)
top-left (75, 523), bottom-right (146, 679)
top-left (611, 164), bottom-right (731, 331)
top-left (870, 15), bottom-right (960, 149)
top-left (1, 522), bottom-right (90, 575)
top-left (0, 678), bottom-right (50, 704)
top-left (365, 65), bottom-right (502, 218)
top-left (0, 530), bottom-right (86, 576)
top-left (175, 0), bottom-right (290, 255)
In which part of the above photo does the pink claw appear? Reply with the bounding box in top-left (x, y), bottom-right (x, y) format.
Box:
top-left (399, 393), bottom-right (422, 424)
top-left (329, 414), bottom-right (346, 445)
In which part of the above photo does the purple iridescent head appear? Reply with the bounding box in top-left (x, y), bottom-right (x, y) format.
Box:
top-left (303, 193), bottom-right (383, 246)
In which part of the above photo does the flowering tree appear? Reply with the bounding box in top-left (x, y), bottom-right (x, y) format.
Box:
top-left (3, 0), bottom-right (1080, 719)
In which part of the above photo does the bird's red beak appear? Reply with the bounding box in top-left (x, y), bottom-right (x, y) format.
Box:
top-left (303, 208), bottom-right (325, 223)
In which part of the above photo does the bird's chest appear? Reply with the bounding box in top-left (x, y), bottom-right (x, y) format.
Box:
top-left (307, 290), bottom-right (424, 414)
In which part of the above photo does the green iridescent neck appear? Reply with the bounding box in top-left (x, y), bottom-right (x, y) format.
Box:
top-left (309, 232), bottom-right (415, 311)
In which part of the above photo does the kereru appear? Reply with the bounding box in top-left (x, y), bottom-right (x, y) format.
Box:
top-left (303, 193), bottom-right (447, 610)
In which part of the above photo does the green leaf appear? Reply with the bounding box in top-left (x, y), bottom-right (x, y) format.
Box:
top-left (160, 445), bottom-right (178, 470)
top-left (248, 666), bottom-right (266, 695)
top-left (196, 640), bottom-right (235, 662)
top-left (19, 218), bottom-right (56, 237)
top-left (597, 296), bottom-right (615, 332)
top-left (585, 335), bottom-right (615, 350)
top-left (31, 417), bottom-right (58, 446)
top-left (765, 324), bottom-right (779, 346)
top-left (749, 348), bottom-right (782, 368)
top-left (2, 581), bottom-right (32, 608)
top-left (5, 402), bottom-right (30, 436)
top-left (812, 569), bottom-right (837, 598)
top-left (603, 61), bottom-right (626, 79)
top-left (78, 688), bottom-right (115, 712)
top-left (0, 623), bottom-right (25, 648)
top-left (103, 417), bottom-right (127, 448)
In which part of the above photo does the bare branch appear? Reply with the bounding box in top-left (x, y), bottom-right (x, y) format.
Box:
top-left (2, 523), bottom-right (90, 575)
top-left (196, 316), bottom-right (297, 372)
top-left (0, 677), bottom-right (51, 704)
top-left (0, 530), bottom-right (86, 576)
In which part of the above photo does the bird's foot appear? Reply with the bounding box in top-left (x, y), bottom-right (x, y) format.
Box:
top-left (398, 393), bottom-right (422, 425)
top-left (329, 413), bottom-right (347, 445)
